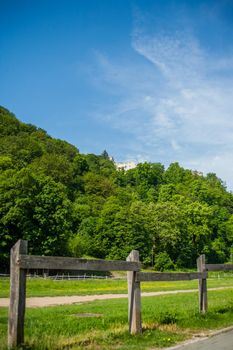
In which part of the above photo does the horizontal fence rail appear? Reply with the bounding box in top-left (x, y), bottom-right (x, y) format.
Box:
top-left (205, 264), bottom-right (233, 272)
top-left (136, 271), bottom-right (208, 282)
top-left (17, 255), bottom-right (141, 272)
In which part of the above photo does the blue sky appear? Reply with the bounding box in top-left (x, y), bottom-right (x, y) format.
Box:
top-left (1, 0), bottom-right (233, 189)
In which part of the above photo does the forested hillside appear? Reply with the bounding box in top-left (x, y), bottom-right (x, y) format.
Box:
top-left (1, 106), bottom-right (233, 271)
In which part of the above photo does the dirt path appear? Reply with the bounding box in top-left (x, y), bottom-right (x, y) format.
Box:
top-left (0, 286), bottom-right (232, 308)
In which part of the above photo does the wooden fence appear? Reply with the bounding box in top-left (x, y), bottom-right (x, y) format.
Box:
top-left (8, 240), bottom-right (140, 348)
top-left (7, 240), bottom-right (233, 347)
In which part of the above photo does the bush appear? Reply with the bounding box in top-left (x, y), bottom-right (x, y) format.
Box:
top-left (154, 252), bottom-right (175, 271)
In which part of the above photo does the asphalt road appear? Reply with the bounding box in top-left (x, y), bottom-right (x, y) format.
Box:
top-left (173, 330), bottom-right (233, 350)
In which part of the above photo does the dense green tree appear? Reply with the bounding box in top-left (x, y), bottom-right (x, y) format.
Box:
top-left (73, 154), bottom-right (89, 176)
top-left (30, 154), bottom-right (74, 186)
top-left (0, 168), bottom-right (72, 268)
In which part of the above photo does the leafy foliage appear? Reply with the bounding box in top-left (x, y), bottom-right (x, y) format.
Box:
top-left (1, 106), bottom-right (233, 271)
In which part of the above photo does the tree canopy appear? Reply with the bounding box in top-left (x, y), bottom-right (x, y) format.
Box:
top-left (1, 106), bottom-right (233, 271)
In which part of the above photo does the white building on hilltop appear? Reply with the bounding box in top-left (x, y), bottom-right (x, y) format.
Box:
top-left (115, 161), bottom-right (137, 171)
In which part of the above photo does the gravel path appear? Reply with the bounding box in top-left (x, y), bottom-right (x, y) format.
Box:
top-left (0, 286), bottom-right (232, 308)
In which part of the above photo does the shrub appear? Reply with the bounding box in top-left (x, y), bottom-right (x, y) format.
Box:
top-left (154, 252), bottom-right (175, 271)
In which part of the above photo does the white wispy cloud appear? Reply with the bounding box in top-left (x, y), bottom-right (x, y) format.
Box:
top-left (88, 10), bottom-right (233, 190)
top-left (131, 26), bottom-right (233, 187)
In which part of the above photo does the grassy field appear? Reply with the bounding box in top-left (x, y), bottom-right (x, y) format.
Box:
top-left (0, 274), bottom-right (233, 297)
top-left (1, 289), bottom-right (233, 349)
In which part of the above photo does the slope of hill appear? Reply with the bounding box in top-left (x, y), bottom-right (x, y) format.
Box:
top-left (1, 106), bottom-right (233, 271)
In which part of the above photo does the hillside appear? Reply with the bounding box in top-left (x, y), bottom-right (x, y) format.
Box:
top-left (1, 106), bottom-right (233, 271)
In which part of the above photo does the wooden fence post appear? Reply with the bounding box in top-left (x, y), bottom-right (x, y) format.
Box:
top-left (8, 239), bottom-right (28, 348)
top-left (197, 254), bottom-right (207, 313)
top-left (127, 250), bottom-right (142, 334)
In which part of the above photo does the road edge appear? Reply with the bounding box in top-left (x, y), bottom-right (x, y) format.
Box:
top-left (163, 325), bottom-right (233, 349)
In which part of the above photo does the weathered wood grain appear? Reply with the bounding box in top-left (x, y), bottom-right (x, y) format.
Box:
top-left (205, 264), bottom-right (233, 271)
top-left (136, 271), bottom-right (207, 282)
top-left (8, 240), bottom-right (28, 348)
top-left (127, 250), bottom-right (142, 334)
top-left (197, 254), bottom-right (208, 313)
top-left (18, 254), bottom-right (141, 271)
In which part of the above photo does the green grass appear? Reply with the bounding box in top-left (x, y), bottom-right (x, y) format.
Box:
top-left (1, 289), bottom-right (233, 349)
top-left (0, 274), bottom-right (232, 297)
